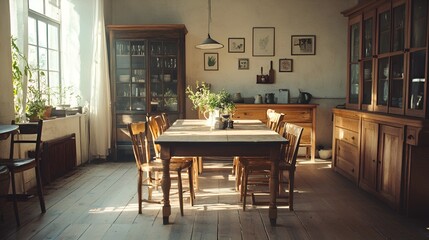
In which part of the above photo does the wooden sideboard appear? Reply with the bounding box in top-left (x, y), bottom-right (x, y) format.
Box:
top-left (332, 108), bottom-right (429, 216)
top-left (233, 104), bottom-right (317, 160)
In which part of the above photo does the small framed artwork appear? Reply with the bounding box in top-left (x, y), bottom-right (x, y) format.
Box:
top-left (291, 35), bottom-right (316, 55)
top-left (238, 58), bottom-right (249, 70)
top-left (252, 27), bottom-right (275, 56)
top-left (204, 53), bottom-right (219, 71)
top-left (228, 38), bottom-right (245, 53)
top-left (279, 58), bottom-right (293, 72)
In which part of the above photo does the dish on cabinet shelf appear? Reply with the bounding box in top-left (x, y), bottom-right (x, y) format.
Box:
top-left (119, 75), bottom-right (130, 82)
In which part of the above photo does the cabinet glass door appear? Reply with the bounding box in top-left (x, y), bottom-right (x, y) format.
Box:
top-left (362, 15), bottom-right (374, 109)
top-left (130, 41), bottom-right (147, 112)
top-left (115, 40), bottom-right (132, 112)
top-left (377, 57), bottom-right (389, 107)
top-left (408, 51), bottom-right (426, 110)
top-left (362, 60), bottom-right (373, 105)
top-left (389, 54), bottom-right (404, 110)
top-left (349, 22), bottom-right (360, 105)
top-left (392, 4), bottom-right (405, 52)
top-left (379, 10), bottom-right (391, 54)
top-left (407, 0), bottom-right (427, 116)
top-left (149, 41), bottom-right (179, 114)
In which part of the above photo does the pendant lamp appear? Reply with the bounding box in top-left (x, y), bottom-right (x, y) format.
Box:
top-left (196, 0), bottom-right (224, 50)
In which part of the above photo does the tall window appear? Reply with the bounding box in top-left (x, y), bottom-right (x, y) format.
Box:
top-left (28, 0), bottom-right (61, 105)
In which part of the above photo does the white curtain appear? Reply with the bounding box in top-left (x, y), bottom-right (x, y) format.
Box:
top-left (10, 0), bottom-right (112, 159)
top-left (88, 0), bottom-right (112, 159)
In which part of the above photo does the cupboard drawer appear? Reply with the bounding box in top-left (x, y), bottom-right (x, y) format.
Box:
top-left (335, 140), bottom-right (359, 181)
top-left (335, 127), bottom-right (358, 146)
top-left (276, 109), bottom-right (312, 122)
top-left (335, 115), bottom-right (359, 132)
top-left (233, 110), bottom-right (266, 121)
top-left (234, 106), bottom-right (313, 123)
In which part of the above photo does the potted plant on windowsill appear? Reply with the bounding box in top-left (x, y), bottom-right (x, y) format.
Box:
top-left (11, 36), bottom-right (51, 122)
top-left (26, 83), bottom-right (51, 121)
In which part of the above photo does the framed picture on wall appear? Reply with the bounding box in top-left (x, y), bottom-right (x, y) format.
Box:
top-left (228, 38), bottom-right (245, 53)
top-left (238, 58), bottom-right (249, 70)
top-left (252, 27), bottom-right (275, 56)
top-left (279, 58), bottom-right (293, 72)
top-left (291, 35), bottom-right (316, 55)
top-left (204, 53), bottom-right (219, 71)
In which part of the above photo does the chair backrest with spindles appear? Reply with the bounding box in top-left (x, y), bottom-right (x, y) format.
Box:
top-left (128, 122), bottom-right (151, 168)
top-left (281, 123), bottom-right (304, 168)
top-left (147, 115), bottom-right (165, 158)
top-left (266, 110), bottom-right (285, 133)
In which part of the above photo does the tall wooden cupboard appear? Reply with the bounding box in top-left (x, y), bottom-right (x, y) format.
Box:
top-left (107, 25), bottom-right (187, 161)
top-left (334, 0), bottom-right (429, 217)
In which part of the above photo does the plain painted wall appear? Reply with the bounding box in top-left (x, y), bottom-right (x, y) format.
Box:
top-left (105, 0), bottom-right (357, 148)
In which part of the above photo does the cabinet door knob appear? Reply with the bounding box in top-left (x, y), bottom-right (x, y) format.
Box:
top-left (407, 135), bottom-right (414, 140)
top-left (351, 136), bottom-right (355, 140)
top-left (373, 159), bottom-right (376, 163)
top-left (351, 168), bottom-right (354, 173)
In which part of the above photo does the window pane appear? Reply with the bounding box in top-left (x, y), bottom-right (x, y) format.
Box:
top-left (39, 47), bottom-right (48, 70)
top-left (49, 71), bottom-right (60, 105)
top-left (28, 17), bottom-right (37, 45)
top-left (49, 49), bottom-right (59, 71)
top-left (28, 45), bottom-right (38, 68)
top-left (48, 24), bottom-right (59, 50)
top-left (29, 0), bottom-right (44, 14)
top-left (38, 21), bottom-right (47, 48)
top-left (46, 0), bottom-right (61, 21)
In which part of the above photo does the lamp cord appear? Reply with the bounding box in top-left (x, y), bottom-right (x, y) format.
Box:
top-left (208, 0), bottom-right (211, 35)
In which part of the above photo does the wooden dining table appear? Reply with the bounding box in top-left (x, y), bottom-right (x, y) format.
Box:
top-left (155, 119), bottom-right (288, 225)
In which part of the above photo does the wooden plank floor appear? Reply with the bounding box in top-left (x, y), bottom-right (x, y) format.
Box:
top-left (1, 159), bottom-right (428, 240)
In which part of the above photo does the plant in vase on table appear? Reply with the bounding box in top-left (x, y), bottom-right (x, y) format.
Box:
top-left (186, 82), bottom-right (235, 127)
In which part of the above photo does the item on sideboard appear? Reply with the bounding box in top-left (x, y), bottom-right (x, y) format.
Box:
top-left (278, 89), bottom-right (290, 104)
top-left (254, 94), bottom-right (263, 104)
top-left (297, 89), bottom-right (312, 104)
top-left (265, 93), bottom-right (275, 104)
top-left (232, 93), bottom-right (244, 103)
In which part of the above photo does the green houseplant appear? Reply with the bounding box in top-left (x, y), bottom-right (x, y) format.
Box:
top-left (11, 36), bottom-right (49, 122)
top-left (186, 82), bottom-right (235, 117)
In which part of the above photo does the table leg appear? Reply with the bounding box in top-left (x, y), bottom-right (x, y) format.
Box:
top-left (269, 146), bottom-right (279, 225)
top-left (161, 154), bottom-right (171, 225)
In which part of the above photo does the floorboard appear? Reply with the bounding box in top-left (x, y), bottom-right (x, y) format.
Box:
top-left (1, 159), bottom-right (428, 240)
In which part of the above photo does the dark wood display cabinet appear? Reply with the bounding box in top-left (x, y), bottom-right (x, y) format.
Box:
top-left (335, 0), bottom-right (429, 218)
top-left (107, 25), bottom-right (187, 161)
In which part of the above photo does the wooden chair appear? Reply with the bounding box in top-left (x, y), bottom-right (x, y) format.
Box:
top-left (241, 122), bottom-right (303, 211)
top-left (147, 115), bottom-right (196, 206)
top-left (0, 120), bottom-right (45, 226)
top-left (128, 121), bottom-right (194, 216)
top-left (155, 114), bottom-right (200, 189)
top-left (234, 110), bottom-right (284, 192)
top-left (160, 112), bottom-right (171, 130)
